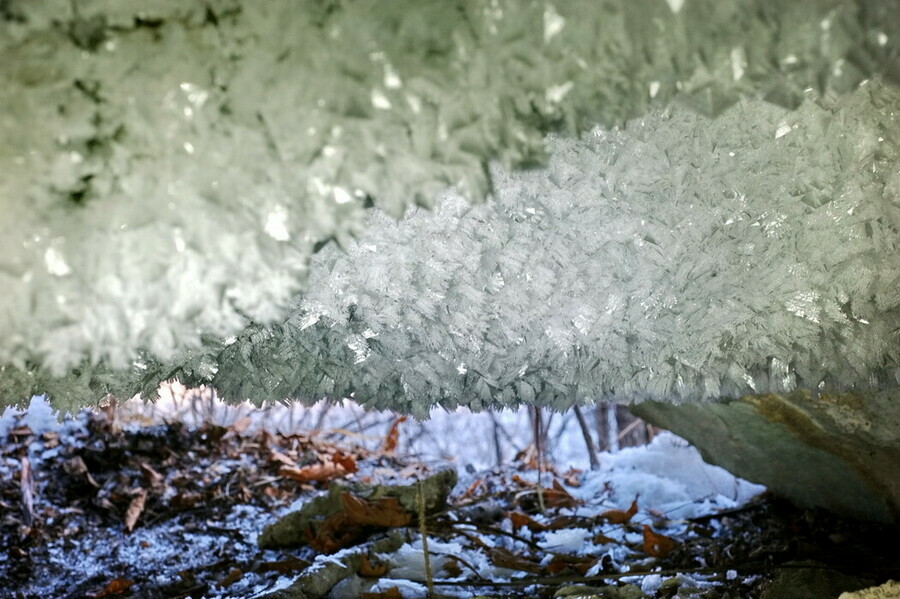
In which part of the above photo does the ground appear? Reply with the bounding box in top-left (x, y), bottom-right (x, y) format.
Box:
top-left (1, 391), bottom-right (898, 598)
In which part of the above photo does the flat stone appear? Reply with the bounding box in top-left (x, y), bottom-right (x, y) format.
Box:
top-left (632, 389), bottom-right (900, 522)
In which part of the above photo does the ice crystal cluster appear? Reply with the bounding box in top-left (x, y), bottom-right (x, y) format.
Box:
top-left (212, 84), bottom-right (900, 415)
top-left (0, 0), bottom-right (898, 410)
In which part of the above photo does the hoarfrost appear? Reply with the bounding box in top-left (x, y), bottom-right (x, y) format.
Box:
top-left (1, 0), bottom-right (898, 410)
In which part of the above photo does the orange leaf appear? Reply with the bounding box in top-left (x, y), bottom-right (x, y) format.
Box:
top-left (642, 524), bottom-right (677, 558)
top-left (546, 554), bottom-right (599, 575)
top-left (381, 416), bottom-right (407, 454)
top-left (592, 532), bottom-right (619, 545)
top-left (563, 467), bottom-right (583, 487)
top-left (509, 511), bottom-right (548, 532)
top-left (332, 451), bottom-right (358, 473)
top-left (600, 497), bottom-right (638, 524)
top-left (257, 556), bottom-right (310, 574)
top-left (219, 568), bottom-right (243, 588)
top-left (461, 477), bottom-right (485, 500)
top-left (341, 493), bottom-right (412, 528)
top-left (279, 453), bottom-right (356, 484)
top-left (86, 578), bottom-right (133, 598)
top-left (359, 554), bottom-right (389, 577)
top-left (543, 480), bottom-right (581, 509)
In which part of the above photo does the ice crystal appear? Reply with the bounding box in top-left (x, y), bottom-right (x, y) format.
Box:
top-left (0, 0), bottom-right (898, 409)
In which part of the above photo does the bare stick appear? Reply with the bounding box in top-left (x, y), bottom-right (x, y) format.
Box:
top-left (417, 480), bottom-right (435, 597)
top-left (573, 405), bottom-right (600, 470)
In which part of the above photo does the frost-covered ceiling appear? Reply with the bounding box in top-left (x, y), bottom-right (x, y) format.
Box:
top-left (1, 0), bottom-right (898, 412)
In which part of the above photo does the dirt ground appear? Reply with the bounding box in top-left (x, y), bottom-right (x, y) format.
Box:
top-left (2, 405), bottom-right (898, 599)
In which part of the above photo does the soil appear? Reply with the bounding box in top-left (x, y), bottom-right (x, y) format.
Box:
top-left (1, 406), bottom-right (898, 599)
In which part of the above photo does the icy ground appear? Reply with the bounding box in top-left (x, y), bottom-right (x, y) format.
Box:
top-left (0, 386), bottom-right (780, 598)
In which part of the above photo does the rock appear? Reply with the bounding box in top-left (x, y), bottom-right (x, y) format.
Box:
top-left (631, 390), bottom-right (900, 522)
top-left (258, 468), bottom-right (456, 550)
top-left (839, 580), bottom-right (900, 599)
top-left (759, 563), bottom-right (872, 599)
top-left (555, 584), bottom-right (645, 598)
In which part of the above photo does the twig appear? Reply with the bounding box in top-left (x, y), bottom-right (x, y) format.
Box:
top-left (573, 405), bottom-right (600, 470)
top-left (616, 416), bottom-right (644, 444)
top-left (489, 411), bottom-right (503, 467)
top-left (417, 480), bottom-right (435, 597)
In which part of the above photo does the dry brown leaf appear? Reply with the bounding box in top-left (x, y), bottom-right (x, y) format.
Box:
top-left (219, 568), bottom-right (243, 588)
top-left (340, 493), bottom-right (411, 528)
top-left (85, 578), bottom-right (133, 598)
top-left (359, 554), bottom-right (389, 577)
top-left (546, 554), bottom-right (599, 575)
top-left (642, 524), bottom-right (677, 558)
top-left (563, 467), bottom-right (583, 487)
top-left (543, 480), bottom-right (581, 509)
top-left (269, 450), bottom-right (298, 468)
top-left (331, 451), bottom-right (358, 473)
top-left (381, 416), bottom-right (407, 454)
top-left (257, 556), bottom-right (311, 574)
top-left (124, 488), bottom-right (147, 532)
top-left (229, 416), bottom-right (252, 434)
top-left (592, 532), bottom-right (619, 545)
top-left (19, 457), bottom-right (34, 527)
top-left (460, 477), bottom-right (485, 500)
top-left (9, 425), bottom-right (33, 437)
top-left (487, 546), bottom-right (544, 574)
top-left (63, 456), bottom-right (100, 488)
top-left (509, 511), bottom-right (548, 532)
top-left (600, 497), bottom-right (639, 524)
top-left (279, 451), bottom-right (357, 484)
top-left (139, 462), bottom-right (164, 487)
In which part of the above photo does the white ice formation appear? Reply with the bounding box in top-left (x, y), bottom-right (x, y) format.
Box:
top-left (0, 0), bottom-right (898, 411)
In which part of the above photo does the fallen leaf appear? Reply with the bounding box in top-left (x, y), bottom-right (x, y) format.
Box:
top-left (124, 488), bottom-right (147, 532)
top-left (642, 524), bottom-right (677, 558)
top-left (381, 416), bottom-right (407, 454)
top-left (361, 588), bottom-right (403, 599)
top-left (331, 451), bottom-right (358, 473)
top-left (546, 554), bottom-right (599, 575)
top-left (63, 456), bottom-right (99, 488)
top-left (218, 568), bottom-right (243, 588)
top-left (257, 556), bottom-right (311, 574)
top-left (340, 493), bottom-right (411, 528)
top-left (230, 416), bottom-right (252, 434)
top-left (269, 450), bottom-right (299, 468)
top-left (543, 480), bottom-right (581, 509)
top-left (592, 532), bottom-right (619, 545)
top-left (359, 554), bottom-right (389, 577)
top-left (487, 546), bottom-right (544, 574)
top-left (139, 462), bottom-right (164, 487)
top-left (563, 467), bottom-right (583, 487)
top-left (9, 425), bottom-right (33, 437)
top-left (509, 511), bottom-right (548, 532)
top-left (310, 493), bottom-right (413, 553)
top-left (85, 578), bottom-right (133, 598)
top-left (19, 457), bottom-right (34, 527)
top-left (461, 477), bottom-right (485, 500)
top-left (600, 497), bottom-right (639, 524)
top-left (279, 452), bottom-right (357, 484)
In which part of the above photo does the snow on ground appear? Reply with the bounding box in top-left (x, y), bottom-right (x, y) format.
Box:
top-left (1, 387), bottom-right (767, 598)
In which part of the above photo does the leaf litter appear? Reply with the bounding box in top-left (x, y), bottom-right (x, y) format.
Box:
top-left (1, 394), bottom-right (898, 598)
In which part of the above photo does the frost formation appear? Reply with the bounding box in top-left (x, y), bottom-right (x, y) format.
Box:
top-left (0, 0), bottom-right (898, 410)
top-left (214, 86), bottom-right (900, 415)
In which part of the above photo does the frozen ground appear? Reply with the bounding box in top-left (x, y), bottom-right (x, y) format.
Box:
top-left (0, 386), bottom-right (780, 598)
